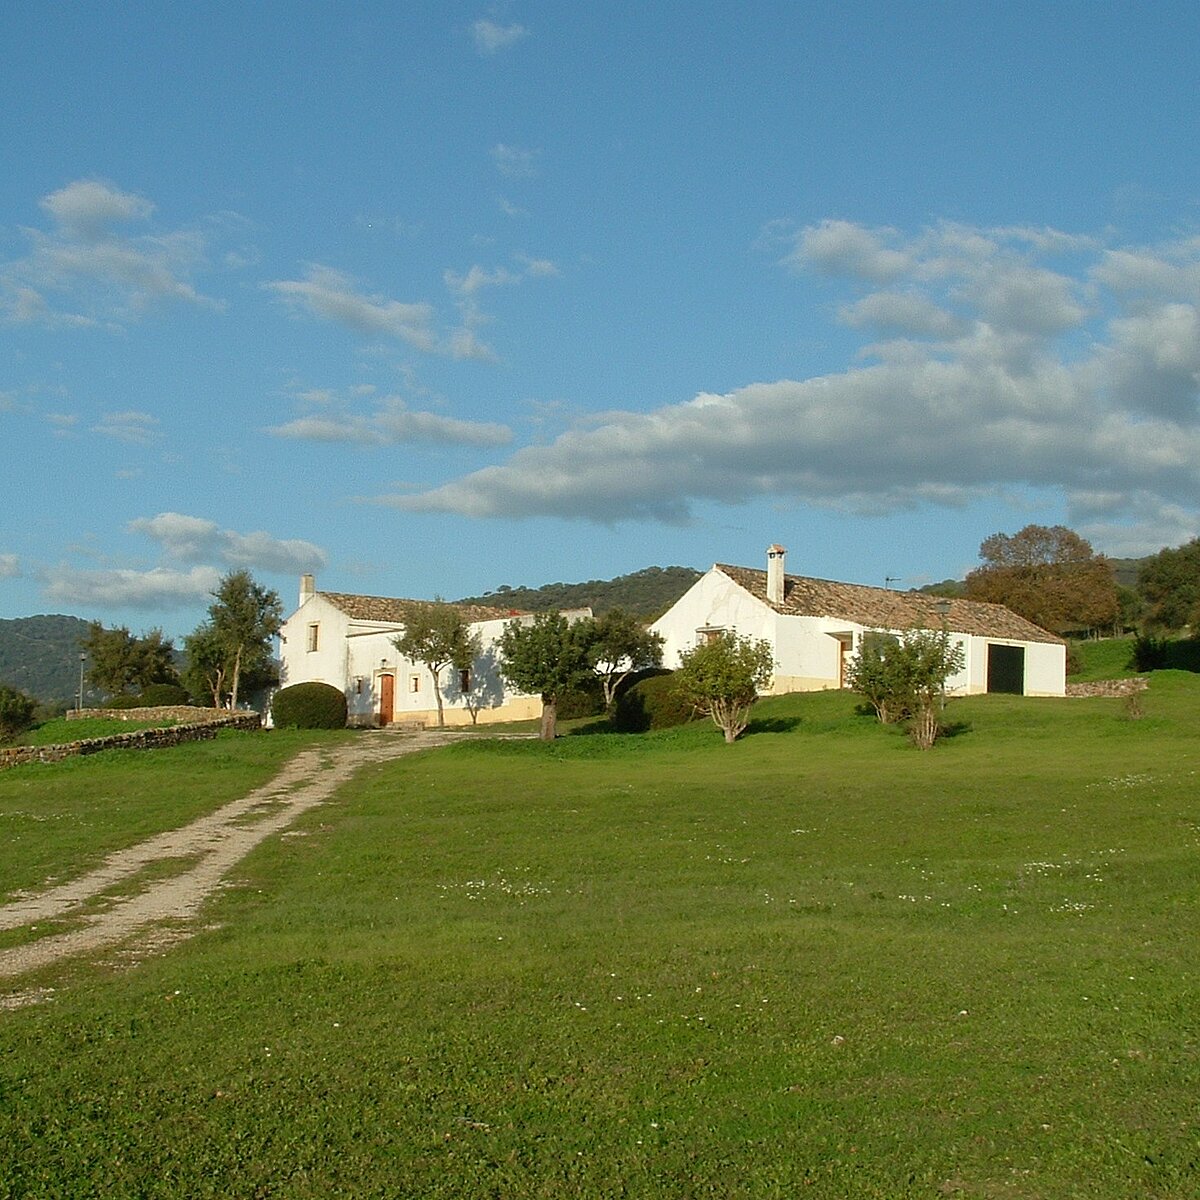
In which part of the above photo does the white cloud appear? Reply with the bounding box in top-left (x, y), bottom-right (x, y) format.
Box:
top-left (265, 265), bottom-right (437, 350)
top-left (91, 411), bottom-right (161, 445)
top-left (0, 554), bottom-right (19, 579)
top-left (43, 564), bottom-right (223, 610)
top-left (2, 179), bottom-right (219, 327)
top-left (128, 513), bottom-right (327, 573)
top-left (392, 220), bottom-right (1200, 553)
top-left (490, 143), bottom-right (540, 178)
top-left (471, 18), bottom-right (528, 54)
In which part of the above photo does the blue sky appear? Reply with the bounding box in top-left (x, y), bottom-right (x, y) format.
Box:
top-left (4, 1), bottom-right (1200, 639)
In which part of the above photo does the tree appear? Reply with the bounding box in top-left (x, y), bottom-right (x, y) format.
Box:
top-left (498, 611), bottom-right (596, 740)
top-left (845, 628), bottom-right (966, 749)
top-left (392, 602), bottom-right (481, 728)
top-left (674, 632), bottom-right (775, 744)
top-left (185, 571), bottom-right (282, 709)
top-left (0, 683), bottom-right (37, 743)
top-left (181, 623), bottom-right (229, 708)
top-left (964, 524), bottom-right (1118, 634)
top-left (1136, 538), bottom-right (1200, 631)
top-left (81, 623), bottom-right (178, 698)
top-left (587, 608), bottom-right (664, 711)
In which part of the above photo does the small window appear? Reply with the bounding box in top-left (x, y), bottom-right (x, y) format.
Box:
top-left (459, 667), bottom-right (471, 693)
top-left (410, 674), bottom-right (421, 693)
top-left (696, 626), bottom-right (724, 645)
top-left (307, 623), bottom-right (319, 652)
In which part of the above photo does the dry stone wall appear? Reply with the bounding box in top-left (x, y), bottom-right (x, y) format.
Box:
top-left (0, 713), bottom-right (261, 771)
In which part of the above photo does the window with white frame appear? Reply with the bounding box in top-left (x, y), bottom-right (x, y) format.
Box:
top-left (307, 624), bottom-right (319, 652)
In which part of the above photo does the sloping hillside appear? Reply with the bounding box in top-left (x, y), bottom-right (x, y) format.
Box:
top-left (457, 565), bottom-right (701, 619)
top-left (0, 615), bottom-right (92, 702)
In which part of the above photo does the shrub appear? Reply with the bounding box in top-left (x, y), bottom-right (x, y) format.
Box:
top-left (1132, 634), bottom-right (1171, 672)
top-left (271, 682), bottom-right (348, 729)
top-left (612, 673), bottom-right (696, 733)
top-left (139, 682), bottom-right (193, 706)
top-left (106, 694), bottom-right (145, 709)
top-left (0, 683), bottom-right (37, 743)
top-left (555, 675), bottom-right (606, 721)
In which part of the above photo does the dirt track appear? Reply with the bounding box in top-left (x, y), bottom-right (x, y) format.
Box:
top-left (0, 728), bottom-right (481, 1002)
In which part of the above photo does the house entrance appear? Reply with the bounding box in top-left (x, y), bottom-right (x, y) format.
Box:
top-left (986, 644), bottom-right (1025, 695)
top-left (378, 673), bottom-right (395, 725)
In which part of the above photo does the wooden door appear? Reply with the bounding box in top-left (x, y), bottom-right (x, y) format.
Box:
top-left (378, 673), bottom-right (395, 725)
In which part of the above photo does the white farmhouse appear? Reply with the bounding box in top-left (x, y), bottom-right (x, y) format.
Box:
top-left (650, 546), bottom-right (1066, 698)
top-left (278, 575), bottom-right (545, 726)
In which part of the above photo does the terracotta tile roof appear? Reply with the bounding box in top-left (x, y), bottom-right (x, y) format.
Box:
top-left (714, 564), bottom-right (1064, 644)
top-left (318, 592), bottom-right (527, 625)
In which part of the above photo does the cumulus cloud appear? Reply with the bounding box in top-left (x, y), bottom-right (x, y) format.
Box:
top-left (44, 564), bottom-right (223, 610)
top-left (391, 220), bottom-right (1200, 553)
top-left (471, 18), bottom-right (528, 54)
top-left (1, 179), bottom-right (219, 326)
top-left (128, 513), bottom-right (327, 573)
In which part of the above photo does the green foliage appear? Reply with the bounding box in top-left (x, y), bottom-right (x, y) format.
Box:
top-left (498, 611), bottom-right (597, 740)
top-left (81, 622), bottom-right (179, 698)
top-left (106, 693), bottom-right (148, 710)
top-left (138, 682), bottom-right (193, 706)
top-left (1131, 634), bottom-right (1200, 673)
top-left (185, 571), bottom-right (282, 709)
top-left (459, 565), bottom-right (702, 619)
top-left (845, 628), bottom-right (966, 748)
top-left (1137, 537), bottom-right (1200, 630)
top-left (0, 682), bottom-right (37, 742)
top-left (270, 681), bottom-right (348, 729)
top-left (675, 632), bottom-right (774, 743)
top-left (587, 607), bottom-right (664, 710)
top-left (965, 524), bottom-right (1119, 634)
top-left (612, 671), bottom-right (696, 732)
top-left (554, 675), bottom-right (606, 721)
top-left (392, 602), bottom-right (481, 727)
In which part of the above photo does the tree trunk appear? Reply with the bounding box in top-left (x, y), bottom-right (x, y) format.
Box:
top-left (431, 665), bottom-right (446, 727)
top-left (540, 696), bottom-right (557, 741)
top-left (229, 646), bottom-right (243, 710)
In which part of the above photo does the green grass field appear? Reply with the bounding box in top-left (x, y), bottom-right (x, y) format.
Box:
top-left (1, 676), bottom-right (1198, 1198)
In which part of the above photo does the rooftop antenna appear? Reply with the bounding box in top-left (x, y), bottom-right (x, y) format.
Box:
top-left (884, 575), bottom-right (900, 589)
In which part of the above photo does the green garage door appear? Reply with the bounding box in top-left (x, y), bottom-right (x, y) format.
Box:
top-left (987, 643), bottom-right (1025, 694)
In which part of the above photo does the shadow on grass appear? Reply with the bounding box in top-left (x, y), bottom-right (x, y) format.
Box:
top-left (938, 720), bottom-right (973, 740)
top-left (745, 716), bottom-right (803, 736)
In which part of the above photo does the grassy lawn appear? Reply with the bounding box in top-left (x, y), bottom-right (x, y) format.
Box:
top-left (16, 717), bottom-right (178, 746)
top-left (2, 677), bottom-right (1199, 1197)
top-left (0, 728), bottom-right (356, 901)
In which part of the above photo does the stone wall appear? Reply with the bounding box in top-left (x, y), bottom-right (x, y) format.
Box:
top-left (1064, 678), bottom-right (1149, 698)
top-left (0, 713), bottom-right (262, 771)
top-left (66, 705), bottom-right (234, 723)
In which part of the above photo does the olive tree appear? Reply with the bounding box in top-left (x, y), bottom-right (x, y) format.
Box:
top-left (588, 608), bottom-right (664, 711)
top-left (675, 632), bottom-right (775, 744)
top-left (391, 601), bottom-right (481, 728)
top-left (498, 611), bottom-right (596, 740)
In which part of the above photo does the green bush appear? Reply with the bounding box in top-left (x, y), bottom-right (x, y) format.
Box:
top-left (0, 683), bottom-right (38, 743)
top-left (105, 694), bottom-right (145, 709)
top-left (612, 672), bottom-right (696, 733)
top-left (556, 675), bottom-right (606, 721)
top-left (138, 682), bottom-right (193, 707)
top-left (271, 682), bottom-right (348, 729)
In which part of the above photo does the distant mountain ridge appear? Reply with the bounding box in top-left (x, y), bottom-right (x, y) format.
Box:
top-left (0, 615), bottom-right (93, 703)
top-left (456, 565), bottom-right (702, 619)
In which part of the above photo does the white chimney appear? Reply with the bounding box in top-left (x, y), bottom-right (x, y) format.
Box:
top-left (766, 544), bottom-right (786, 605)
top-left (299, 574), bottom-right (315, 607)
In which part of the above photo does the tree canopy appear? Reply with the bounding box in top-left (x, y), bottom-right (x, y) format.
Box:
top-left (183, 571), bottom-right (281, 709)
top-left (498, 611), bottom-right (596, 740)
top-left (80, 623), bottom-right (178, 699)
top-left (392, 602), bottom-right (481, 728)
top-left (587, 608), bottom-right (664, 710)
top-left (964, 524), bottom-right (1118, 634)
top-left (1136, 538), bottom-right (1200, 631)
top-left (674, 632), bottom-right (775, 744)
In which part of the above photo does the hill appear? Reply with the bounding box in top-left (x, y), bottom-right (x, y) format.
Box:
top-left (456, 564), bottom-right (702, 619)
top-left (0, 614), bottom-right (92, 703)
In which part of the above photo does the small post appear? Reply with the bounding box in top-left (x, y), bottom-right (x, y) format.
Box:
top-left (77, 652), bottom-right (86, 713)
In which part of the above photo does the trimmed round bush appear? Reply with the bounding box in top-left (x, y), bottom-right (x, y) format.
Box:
top-left (139, 682), bottom-right (192, 706)
top-left (271, 682), bottom-right (348, 729)
top-left (612, 672), bottom-right (696, 733)
top-left (106, 694), bottom-right (145, 709)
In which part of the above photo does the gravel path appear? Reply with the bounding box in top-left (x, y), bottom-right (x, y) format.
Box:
top-left (0, 728), bottom-right (485, 998)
